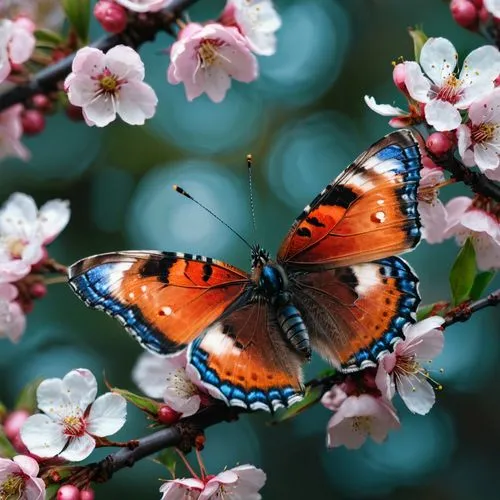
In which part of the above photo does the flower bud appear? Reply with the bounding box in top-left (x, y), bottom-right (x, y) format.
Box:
top-left (479, 6), bottom-right (491, 22)
top-left (158, 405), bottom-right (181, 425)
top-left (30, 282), bottom-right (47, 300)
top-left (4, 410), bottom-right (30, 441)
top-left (450, 0), bottom-right (479, 31)
top-left (426, 132), bottom-right (454, 156)
top-left (65, 103), bottom-right (84, 122)
top-left (21, 110), bottom-right (45, 135)
top-left (392, 63), bottom-right (408, 95)
top-left (80, 489), bottom-right (95, 500)
top-left (94, 0), bottom-right (128, 34)
top-left (57, 485), bottom-right (80, 500)
top-left (32, 94), bottom-right (52, 112)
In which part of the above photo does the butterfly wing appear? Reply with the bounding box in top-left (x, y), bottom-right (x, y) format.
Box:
top-left (277, 130), bottom-right (422, 268)
top-left (188, 299), bottom-right (304, 412)
top-left (291, 257), bottom-right (420, 371)
top-left (68, 251), bottom-right (250, 355)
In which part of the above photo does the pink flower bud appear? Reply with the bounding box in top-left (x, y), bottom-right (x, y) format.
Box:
top-left (21, 110), bottom-right (45, 135)
top-left (94, 0), bottom-right (128, 34)
top-left (426, 132), bottom-right (454, 156)
top-left (158, 405), bottom-right (181, 425)
top-left (392, 63), bottom-right (408, 94)
top-left (450, 0), bottom-right (479, 31)
top-left (471, 0), bottom-right (483, 8)
top-left (57, 485), bottom-right (81, 500)
top-left (32, 94), bottom-right (52, 112)
top-left (30, 282), bottom-right (47, 300)
top-left (219, 2), bottom-right (237, 27)
top-left (4, 410), bottom-right (30, 441)
top-left (479, 6), bottom-right (491, 22)
top-left (80, 489), bottom-right (95, 500)
top-left (65, 103), bottom-right (84, 121)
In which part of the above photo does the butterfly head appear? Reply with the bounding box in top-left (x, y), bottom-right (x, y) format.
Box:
top-left (251, 244), bottom-right (270, 270)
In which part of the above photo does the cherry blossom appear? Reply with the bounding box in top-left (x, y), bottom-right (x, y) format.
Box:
top-left (324, 394), bottom-right (400, 449)
top-left (363, 95), bottom-right (424, 128)
top-left (376, 316), bottom-right (445, 415)
top-left (0, 283), bottom-right (26, 342)
top-left (457, 88), bottom-right (500, 174)
top-left (64, 45), bottom-right (158, 127)
top-left (0, 193), bottom-right (70, 274)
top-left (418, 166), bottom-right (449, 244)
top-left (0, 455), bottom-right (45, 500)
top-left (0, 17), bottom-right (35, 84)
top-left (445, 196), bottom-right (500, 270)
top-left (485, 0), bottom-right (500, 17)
top-left (221, 0), bottom-right (281, 56)
top-left (133, 350), bottom-right (204, 417)
top-left (0, 105), bottom-right (30, 162)
top-left (159, 465), bottom-right (266, 500)
top-left (167, 23), bottom-right (259, 103)
top-left (404, 37), bottom-right (500, 131)
top-left (20, 369), bottom-right (127, 461)
top-left (115, 0), bottom-right (170, 12)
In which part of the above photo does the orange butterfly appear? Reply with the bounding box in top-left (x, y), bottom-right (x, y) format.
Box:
top-left (68, 130), bottom-right (421, 412)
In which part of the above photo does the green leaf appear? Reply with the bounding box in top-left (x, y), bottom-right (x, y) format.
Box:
top-left (110, 387), bottom-right (160, 416)
top-left (35, 28), bottom-right (64, 46)
top-left (0, 401), bottom-right (7, 423)
top-left (271, 385), bottom-right (323, 425)
top-left (155, 449), bottom-right (177, 478)
top-left (61, 0), bottom-right (91, 43)
top-left (470, 271), bottom-right (496, 300)
top-left (15, 379), bottom-right (41, 413)
top-left (416, 301), bottom-right (449, 321)
top-left (408, 27), bottom-right (428, 61)
top-left (449, 238), bottom-right (477, 305)
top-left (0, 429), bottom-right (16, 458)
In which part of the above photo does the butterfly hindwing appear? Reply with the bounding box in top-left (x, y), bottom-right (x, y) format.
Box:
top-left (291, 256), bottom-right (420, 371)
top-left (68, 251), bottom-right (249, 355)
top-left (188, 299), bottom-right (304, 412)
top-left (277, 130), bottom-right (422, 268)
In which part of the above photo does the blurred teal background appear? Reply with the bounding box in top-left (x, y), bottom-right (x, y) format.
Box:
top-left (1, 0), bottom-right (500, 498)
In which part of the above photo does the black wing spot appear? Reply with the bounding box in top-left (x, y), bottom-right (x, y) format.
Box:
top-left (297, 227), bottom-right (312, 238)
top-left (202, 263), bottom-right (213, 282)
top-left (306, 216), bottom-right (326, 227)
top-left (324, 185), bottom-right (357, 209)
top-left (139, 257), bottom-right (174, 283)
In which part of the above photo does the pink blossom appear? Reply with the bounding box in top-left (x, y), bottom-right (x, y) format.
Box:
top-left (445, 196), bottom-right (500, 270)
top-left (404, 37), bottom-right (500, 131)
top-left (376, 316), bottom-right (445, 415)
top-left (57, 485), bottom-right (81, 500)
top-left (65, 45), bottom-right (158, 127)
top-left (133, 350), bottom-right (205, 417)
top-left (418, 166), bottom-right (449, 244)
top-left (167, 23), bottom-right (259, 103)
top-left (457, 88), bottom-right (500, 174)
top-left (21, 369), bottom-right (127, 461)
top-left (115, 0), bottom-right (170, 12)
top-left (0, 17), bottom-right (35, 83)
top-left (321, 385), bottom-right (348, 412)
top-left (0, 105), bottom-right (30, 162)
top-left (222, 0), bottom-right (281, 56)
top-left (0, 455), bottom-right (45, 500)
top-left (159, 465), bottom-right (266, 500)
top-left (325, 394), bottom-right (400, 449)
top-left (0, 283), bottom-right (26, 342)
top-left (0, 193), bottom-right (70, 276)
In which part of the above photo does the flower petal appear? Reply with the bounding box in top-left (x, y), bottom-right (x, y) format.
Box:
top-left (105, 45), bottom-right (145, 81)
top-left (397, 374), bottom-right (436, 415)
top-left (59, 433), bottom-right (96, 462)
top-left (24, 477), bottom-right (46, 500)
top-left (474, 143), bottom-right (500, 172)
top-left (13, 455), bottom-right (39, 476)
top-left (36, 377), bottom-right (71, 420)
top-left (38, 199), bottom-right (70, 243)
top-left (364, 95), bottom-right (405, 116)
top-left (83, 94), bottom-right (117, 127)
top-left (116, 81), bottom-right (158, 125)
top-left (420, 37), bottom-right (457, 84)
top-left (404, 61), bottom-right (432, 102)
top-left (20, 414), bottom-right (67, 458)
top-left (62, 368), bottom-right (98, 411)
top-left (425, 99), bottom-right (462, 131)
top-left (86, 393), bottom-right (127, 437)
top-left (460, 44), bottom-right (500, 88)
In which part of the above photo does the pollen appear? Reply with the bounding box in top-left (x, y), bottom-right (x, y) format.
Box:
top-left (0, 474), bottom-right (24, 499)
top-left (471, 122), bottom-right (497, 144)
top-left (351, 416), bottom-right (372, 434)
top-left (198, 40), bottom-right (220, 67)
top-left (62, 415), bottom-right (86, 437)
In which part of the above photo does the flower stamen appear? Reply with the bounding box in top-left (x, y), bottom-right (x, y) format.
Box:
top-left (0, 473), bottom-right (24, 500)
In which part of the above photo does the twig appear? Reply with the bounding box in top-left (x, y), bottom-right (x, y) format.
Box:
top-left (443, 288), bottom-right (500, 327)
top-left (0, 0), bottom-right (201, 112)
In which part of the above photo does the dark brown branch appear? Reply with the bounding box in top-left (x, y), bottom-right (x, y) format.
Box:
top-left (0, 0), bottom-right (201, 112)
top-left (443, 288), bottom-right (500, 327)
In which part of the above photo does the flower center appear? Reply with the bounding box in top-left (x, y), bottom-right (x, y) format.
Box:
top-left (471, 123), bottom-right (497, 145)
top-left (165, 368), bottom-right (197, 398)
top-left (62, 415), bottom-right (86, 437)
top-left (0, 473), bottom-right (25, 500)
top-left (96, 68), bottom-right (123, 95)
top-left (436, 74), bottom-right (462, 104)
top-left (351, 416), bottom-right (372, 434)
top-left (5, 237), bottom-right (26, 259)
top-left (198, 40), bottom-right (221, 68)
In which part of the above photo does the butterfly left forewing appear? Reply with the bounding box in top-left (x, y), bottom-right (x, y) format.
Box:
top-left (188, 300), bottom-right (304, 412)
top-left (277, 130), bottom-right (422, 268)
top-left (68, 251), bottom-right (250, 355)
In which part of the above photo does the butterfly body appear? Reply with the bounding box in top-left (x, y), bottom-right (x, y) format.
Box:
top-left (68, 130), bottom-right (423, 412)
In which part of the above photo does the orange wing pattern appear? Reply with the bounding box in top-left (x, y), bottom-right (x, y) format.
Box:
top-left (277, 130), bottom-right (422, 268)
top-left (68, 251), bottom-right (249, 354)
top-left (189, 300), bottom-right (304, 411)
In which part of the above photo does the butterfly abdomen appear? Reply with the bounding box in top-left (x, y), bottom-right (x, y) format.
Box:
top-left (277, 304), bottom-right (311, 359)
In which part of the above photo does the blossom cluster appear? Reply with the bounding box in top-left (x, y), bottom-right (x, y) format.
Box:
top-left (366, 36), bottom-right (500, 270)
top-left (0, 193), bottom-right (69, 342)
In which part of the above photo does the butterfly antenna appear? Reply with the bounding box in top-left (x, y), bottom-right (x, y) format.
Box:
top-left (173, 185), bottom-right (253, 250)
top-left (247, 154), bottom-right (257, 234)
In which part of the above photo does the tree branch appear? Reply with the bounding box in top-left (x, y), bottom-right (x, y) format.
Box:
top-left (443, 288), bottom-right (500, 327)
top-left (0, 0), bottom-right (201, 112)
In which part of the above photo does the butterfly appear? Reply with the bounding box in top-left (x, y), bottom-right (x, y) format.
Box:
top-left (68, 129), bottom-right (422, 413)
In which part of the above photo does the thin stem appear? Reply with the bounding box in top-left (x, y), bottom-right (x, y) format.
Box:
top-left (44, 276), bottom-right (67, 285)
top-left (176, 448), bottom-right (201, 481)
